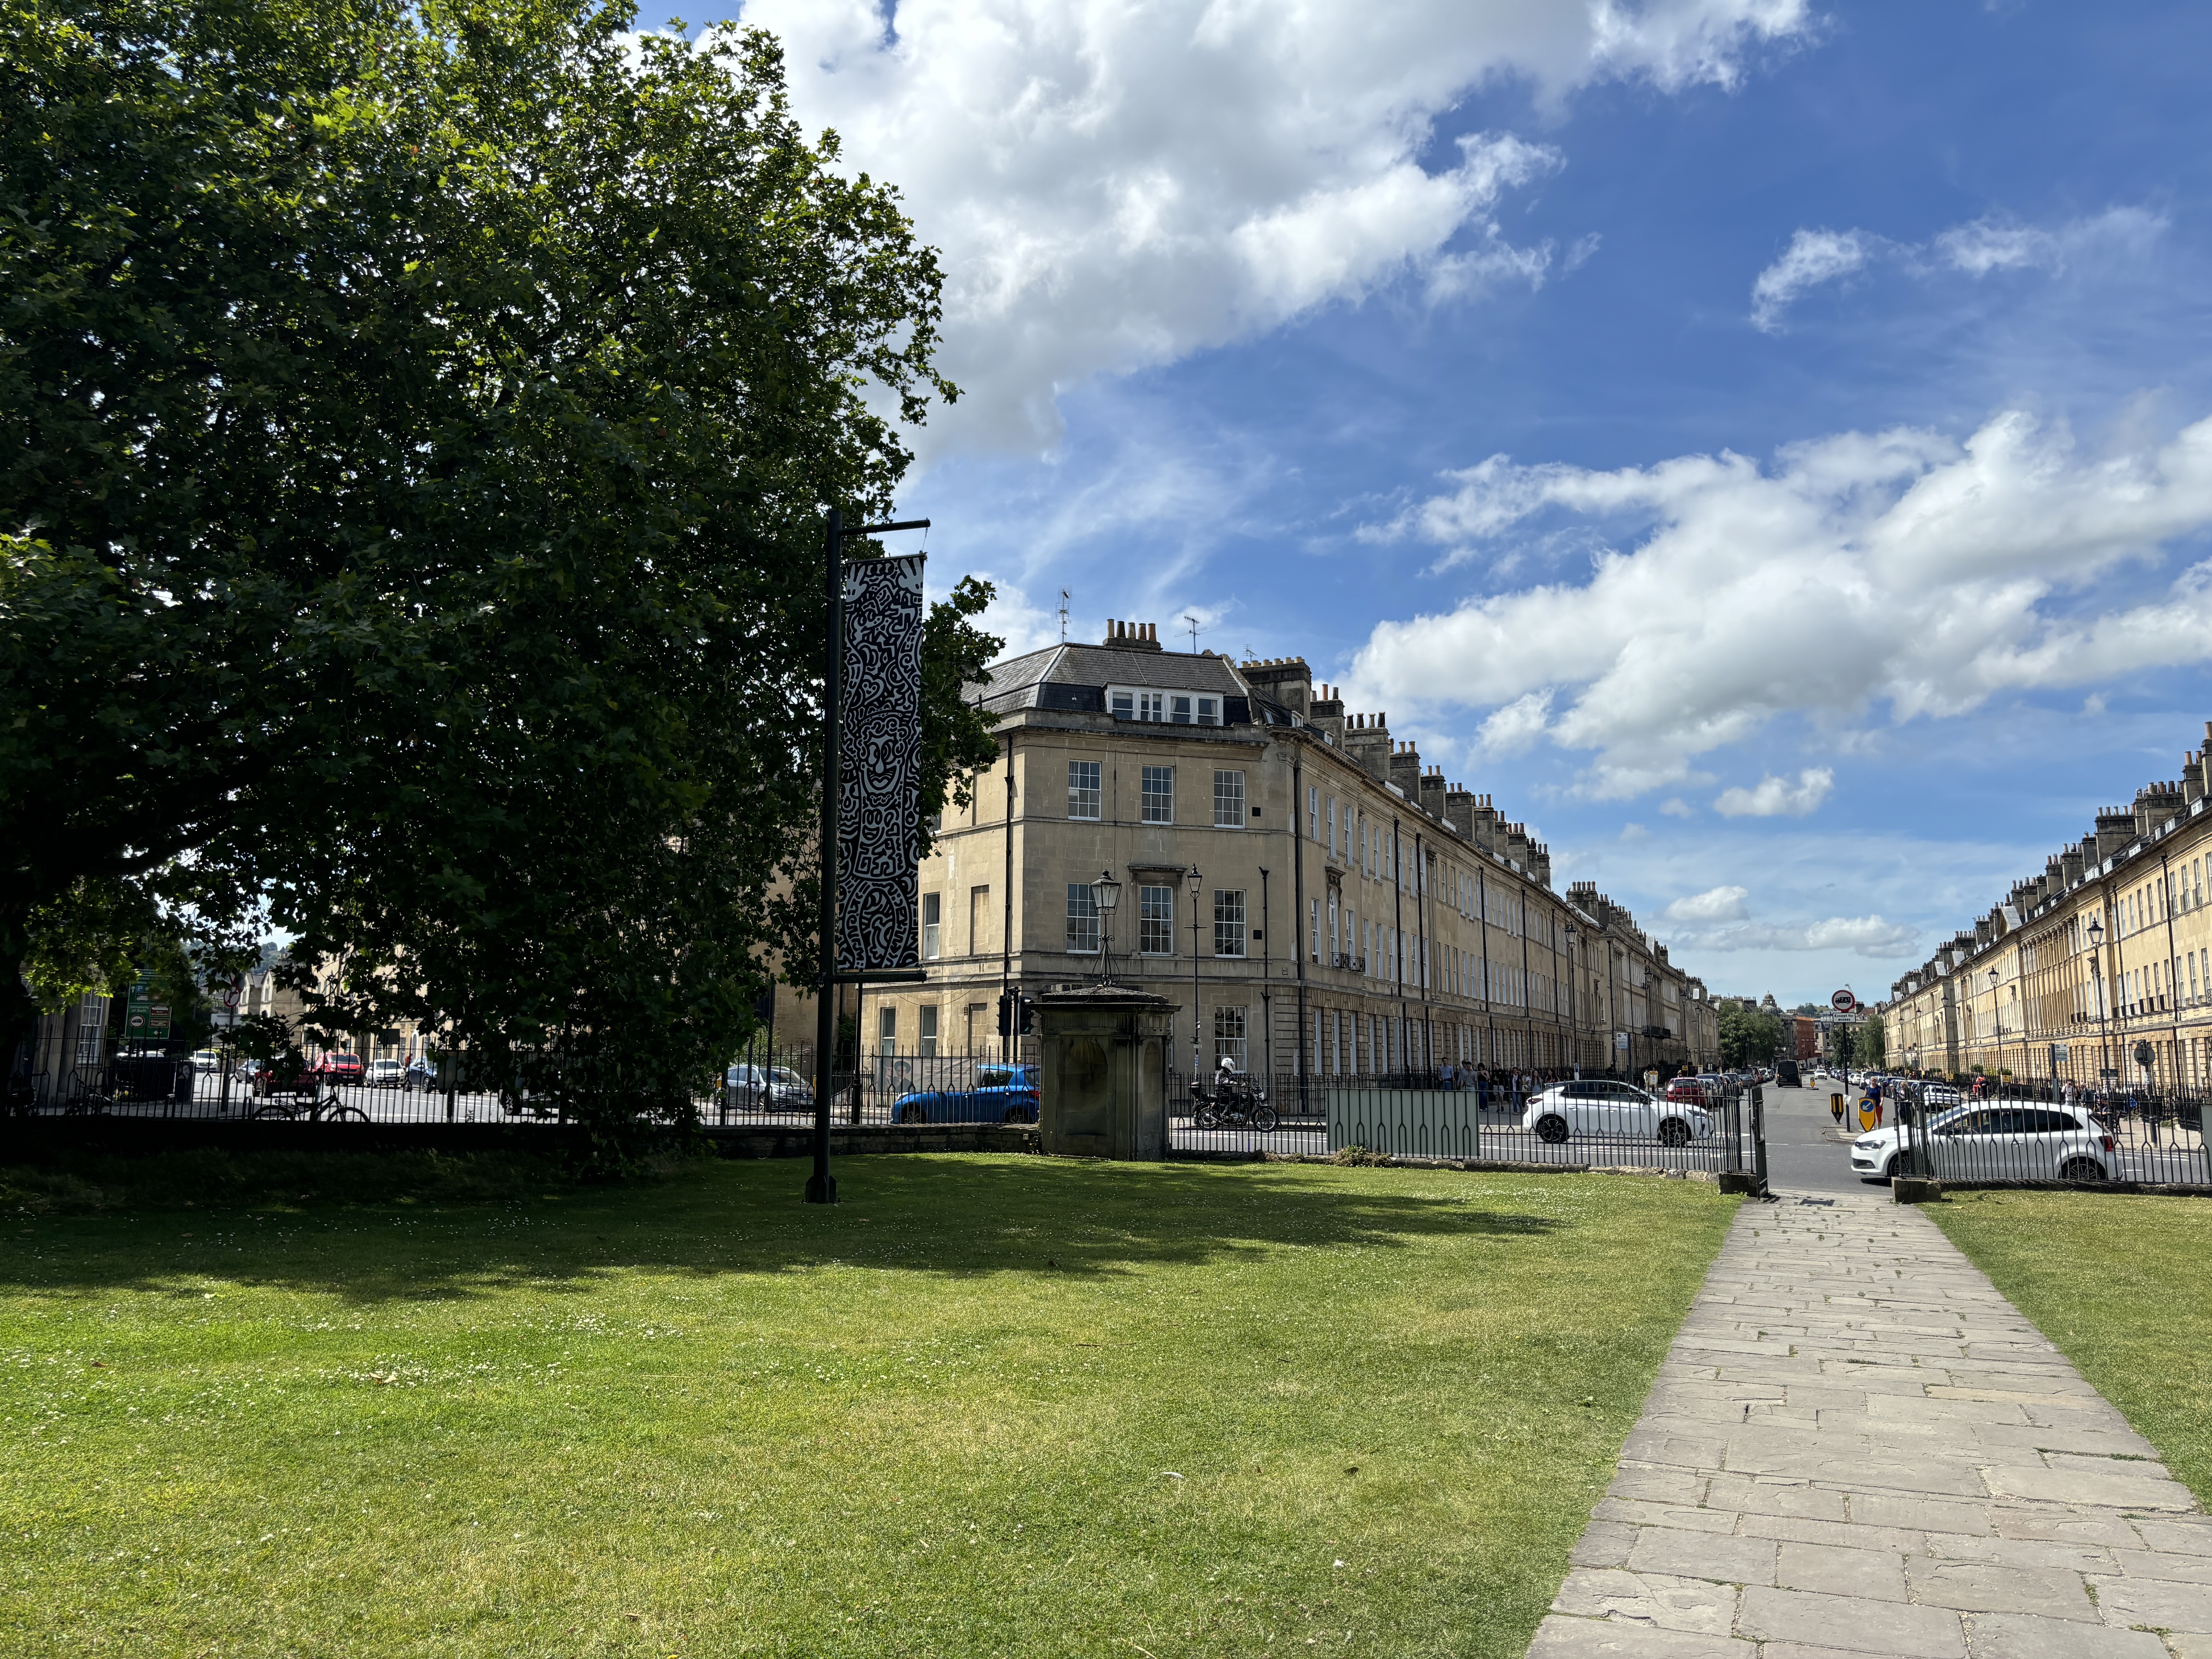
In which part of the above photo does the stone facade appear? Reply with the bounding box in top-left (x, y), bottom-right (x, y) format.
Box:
top-left (1886, 720), bottom-right (2212, 1087)
top-left (864, 626), bottom-right (1719, 1077)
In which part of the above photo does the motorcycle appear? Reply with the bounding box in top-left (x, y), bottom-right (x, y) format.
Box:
top-left (1191, 1074), bottom-right (1278, 1132)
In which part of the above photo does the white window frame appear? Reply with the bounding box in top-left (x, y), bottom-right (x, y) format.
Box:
top-left (921, 892), bottom-right (942, 959)
top-left (918, 1005), bottom-right (938, 1058)
top-left (1212, 1005), bottom-right (1248, 1070)
top-left (1140, 764), bottom-right (1175, 824)
top-left (1065, 884), bottom-right (1101, 954)
top-left (1139, 885), bottom-right (1176, 955)
top-left (1214, 890), bottom-right (1247, 957)
top-left (1212, 769), bottom-right (1245, 828)
top-left (1067, 760), bottom-right (1102, 821)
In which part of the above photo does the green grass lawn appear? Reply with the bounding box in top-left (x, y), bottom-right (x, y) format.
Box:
top-left (1932, 1190), bottom-right (2212, 1506)
top-left (0, 1154), bottom-right (1737, 1657)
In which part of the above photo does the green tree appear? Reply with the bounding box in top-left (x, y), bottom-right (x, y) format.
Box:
top-left (1859, 1013), bottom-right (1886, 1068)
top-left (1716, 1001), bottom-right (1782, 1071)
top-left (2, 0), bottom-right (997, 1129)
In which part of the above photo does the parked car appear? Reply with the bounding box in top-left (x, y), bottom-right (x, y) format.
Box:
top-left (253, 1060), bottom-right (321, 1098)
top-left (188, 1048), bottom-right (226, 1075)
top-left (311, 1052), bottom-right (365, 1082)
top-left (1522, 1079), bottom-right (1713, 1147)
top-left (1850, 1103), bottom-right (2114, 1183)
top-left (890, 1064), bottom-right (1039, 1125)
top-left (1664, 1075), bottom-right (1718, 1107)
top-left (723, 1064), bottom-right (814, 1110)
top-left (364, 1059), bottom-right (407, 1088)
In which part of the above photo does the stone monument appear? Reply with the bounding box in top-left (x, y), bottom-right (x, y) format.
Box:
top-left (1031, 983), bottom-right (1177, 1160)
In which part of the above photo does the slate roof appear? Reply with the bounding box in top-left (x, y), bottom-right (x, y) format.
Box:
top-left (968, 642), bottom-right (1250, 711)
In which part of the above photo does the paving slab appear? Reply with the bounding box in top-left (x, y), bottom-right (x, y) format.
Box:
top-left (1528, 1193), bottom-right (2212, 1659)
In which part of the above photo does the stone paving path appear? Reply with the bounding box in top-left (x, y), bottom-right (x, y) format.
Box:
top-left (1530, 1193), bottom-right (2212, 1659)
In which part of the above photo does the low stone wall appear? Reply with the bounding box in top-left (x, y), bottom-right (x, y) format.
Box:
top-left (0, 1118), bottom-right (574, 1157)
top-left (0, 1118), bottom-right (1041, 1161)
top-left (703, 1123), bottom-right (1037, 1159)
top-left (1912, 1177), bottom-right (2212, 1200)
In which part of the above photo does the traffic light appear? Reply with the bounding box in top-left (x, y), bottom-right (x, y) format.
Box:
top-left (996, 990), bottom-right (1035, 1037)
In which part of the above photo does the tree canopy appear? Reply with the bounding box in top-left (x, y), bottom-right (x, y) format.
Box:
top-left (1716, 1001), bottom-right (1782, 1071)
top-left (2, 0), bottom-right (999, 1126)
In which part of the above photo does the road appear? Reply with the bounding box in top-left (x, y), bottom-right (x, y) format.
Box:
top-left (1758, 1078), bottom-right (1874, 1195)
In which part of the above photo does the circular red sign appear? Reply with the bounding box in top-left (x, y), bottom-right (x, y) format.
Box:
top-left (1831, 989), bottom-right (1857, 1013)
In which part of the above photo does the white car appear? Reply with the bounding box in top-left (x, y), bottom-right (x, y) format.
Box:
top-left (1523, 1080), bottom-right (1714, 1147)
top-left (1850, 1103), bottom-right (2114, 1183)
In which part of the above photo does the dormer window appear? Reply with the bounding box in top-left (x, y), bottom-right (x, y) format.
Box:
top-left (1171, 695), bottom-right (1193, 724)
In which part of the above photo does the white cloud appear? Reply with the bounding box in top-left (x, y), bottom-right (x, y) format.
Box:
top-left (1667, 884), bottom-right (1750, 921)
top-left (1479, 689), bottom-right (1554, 754)
top-left (735, 0), bottom-right (1815, 454)
top-left (1750, 228), bottom-right (1872, 331)
top-left (1347, 407), bottom-right (2212, 797)
top-left (1679, 914), bottom-right (1917, 958)
top-left (1713, 767), bottom-right (1833, 817)
top-left (1659, 797), bottom-right (1696, 817)
top-left (1747, 206), bottom-right (2164, 330)
top-left (1933, 206), bottom-right (2164, 277)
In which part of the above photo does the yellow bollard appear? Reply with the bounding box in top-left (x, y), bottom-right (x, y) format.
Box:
top-left (1829, 1092), bottom-right (1844, 1123)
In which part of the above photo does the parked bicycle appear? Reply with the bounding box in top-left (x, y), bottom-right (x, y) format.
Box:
top-left (249, 1090), bottom-right (369, 1123)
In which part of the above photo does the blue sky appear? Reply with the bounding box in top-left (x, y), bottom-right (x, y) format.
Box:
top-left (723, 0), bottom-right (2212, 1006)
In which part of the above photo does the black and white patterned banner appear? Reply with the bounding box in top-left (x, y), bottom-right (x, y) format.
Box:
top-left (836, 552), bottom-right (926, 975)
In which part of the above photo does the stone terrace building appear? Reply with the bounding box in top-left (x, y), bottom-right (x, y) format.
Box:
top-left (1887, 721), bottom-right (2212, 1090)
top-left (864, 622), bottom-right (1718, 1078)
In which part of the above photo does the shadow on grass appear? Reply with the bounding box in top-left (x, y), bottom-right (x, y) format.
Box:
top-left (0, 1153), bottom-right (1574, 1304)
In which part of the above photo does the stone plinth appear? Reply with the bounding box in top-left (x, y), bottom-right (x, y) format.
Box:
top-left (1033, 983), bottom-right (1177, 1160)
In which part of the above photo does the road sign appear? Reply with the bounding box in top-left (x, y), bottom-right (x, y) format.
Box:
top-left (1831, 989), bottom-right (1857, 1014)
top-left (124, 976), bottom-right (171, 1042)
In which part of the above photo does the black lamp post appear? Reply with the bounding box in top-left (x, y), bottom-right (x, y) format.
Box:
top-left (1563, 922), bottom-right (1578, 1073)
top-left (2087, 915), bottom-right (2108, 1098)
top-left (1185, 864), bottom-right (1204, 1077)
top-left (1090, 869), bottom-right (1121, 985)
top-left (1989, 965), bottom-right (2009, 1095)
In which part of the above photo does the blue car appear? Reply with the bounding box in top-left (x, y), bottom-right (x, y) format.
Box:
top-left (891, 1064), bottom-right (1039, 1125)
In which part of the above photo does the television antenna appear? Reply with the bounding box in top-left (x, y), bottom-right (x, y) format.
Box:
top-left (1185, 613), bottom-right (1203, 653)
top-left (1058, 589), bottom-right (1070, 643)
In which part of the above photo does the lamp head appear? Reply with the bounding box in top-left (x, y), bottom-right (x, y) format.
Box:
top-left (1090, 870), bottom-right (1121, 915)
top-left (1184, 864), bottom-right (1202, 895)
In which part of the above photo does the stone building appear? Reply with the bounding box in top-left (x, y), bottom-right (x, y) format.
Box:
top-left (1886, 721), bottom-right (2212, 1089)
top-left (858, 623), bottom-right (1717, 1077)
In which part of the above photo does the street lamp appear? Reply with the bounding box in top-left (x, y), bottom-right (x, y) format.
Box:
top-left (1563, 923), bottom-right (1579, 1073)
top-left (1988, 967), bottom-right (2002, 1096)
top-left (1090, 870), bottom-right (1122, 985)
top-left (2087, 915), bottom-right (2108, 1099)
top-left (1185, 864), bottom-right (1204, 1077)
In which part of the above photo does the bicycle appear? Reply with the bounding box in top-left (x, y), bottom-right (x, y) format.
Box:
top-left (249, 1087), bottom-right (369, 1123)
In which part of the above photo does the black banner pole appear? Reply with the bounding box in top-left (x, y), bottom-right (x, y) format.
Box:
top-left (807, 508), bottom-right (844, 1204)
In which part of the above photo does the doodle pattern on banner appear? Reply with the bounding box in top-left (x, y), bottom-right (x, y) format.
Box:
top-left (837, 551), bottom-right (926, 974)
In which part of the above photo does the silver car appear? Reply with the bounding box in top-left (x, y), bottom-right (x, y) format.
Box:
top-left (1522, 1079), bottom-right (1714, 1147)
top-left (1851, 1103), bottom-right (2113, 1183)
